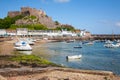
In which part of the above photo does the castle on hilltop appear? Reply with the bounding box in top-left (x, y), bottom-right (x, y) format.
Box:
top-left (8, 7), bottom-right (46, 17)
top-left (7, 7), bottom-right (57, 28)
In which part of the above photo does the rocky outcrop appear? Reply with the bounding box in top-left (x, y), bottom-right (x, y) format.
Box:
top-left (8, 7), bottom-right (57, 28)
top-left (38, 15), bottom-right (56, 28)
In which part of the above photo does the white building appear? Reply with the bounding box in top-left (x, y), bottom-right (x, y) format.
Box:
top-left (80, 30), bottom-right (86, 37)
top-left (0, 29), bottom-right (7, 36)
top-left (28, 30), bottom-right (77, 37)
top-left (16, 28), bottom-right (28, 36)
top-left (1, 28), bottom-right (90, 38)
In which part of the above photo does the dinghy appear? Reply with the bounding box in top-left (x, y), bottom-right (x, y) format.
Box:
top-left (74, 46), bottom-right (82, 48)
top-left (66, 55), bottom-right (82, 59)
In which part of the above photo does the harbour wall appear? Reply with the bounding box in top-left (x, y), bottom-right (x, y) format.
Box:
top-left (92, 34), bottom-right (120, 40)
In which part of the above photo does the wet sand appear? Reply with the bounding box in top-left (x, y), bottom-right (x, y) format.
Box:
top-left (0, 41), bottom-right (14, 55)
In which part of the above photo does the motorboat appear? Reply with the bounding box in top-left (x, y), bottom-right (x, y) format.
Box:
top-left (74, 42), bottom-right (82, 48)
top-left (14, 41), bottom-right (27, 47)
top-left (104, 43), bottom-right (114, 48)
top-left (86, 41), bottom-right (94, 45)
top-left (66, 55), bottom-right (82, 59)
top-left (20, 38), bottom-right (35, 45)
top-left (14, 43), bottom-right (32, 51)
top-left (74, 46), bottom-right (82, 48)
top-left (105, 40), bottom-right (113, 44)
top-left (104, 43), bottom-right (119, 48)
top-left (82, 41), bottom-right (94, 45)
top-left (66, 39), bottom-right (75, 43)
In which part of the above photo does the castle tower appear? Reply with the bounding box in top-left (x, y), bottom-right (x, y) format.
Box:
top-left (8, 11), bottom-right (21, 17)
top-left (21, 7), bottom-right (31, 16)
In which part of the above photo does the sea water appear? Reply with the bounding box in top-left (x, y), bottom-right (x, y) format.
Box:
top-left (20, 41), bottom-right (120, 75)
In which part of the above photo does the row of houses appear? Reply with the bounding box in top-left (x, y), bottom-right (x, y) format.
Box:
top-left (0, 28), bottom-right (91, 38)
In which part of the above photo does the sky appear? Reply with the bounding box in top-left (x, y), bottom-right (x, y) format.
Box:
top-left (0, 0), bottom-right (120, 34)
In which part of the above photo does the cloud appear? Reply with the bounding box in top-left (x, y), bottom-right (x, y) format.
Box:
top-left (97, 20), bottom-right (120, 27)
top-left (115, 22), bottom-right (120, 27)
top-left (40, 0), bottom-right (70, 3)
top-left (54, 0), bottom-right (70, 3)
top-left (97, 20), bottom-right (113, 26)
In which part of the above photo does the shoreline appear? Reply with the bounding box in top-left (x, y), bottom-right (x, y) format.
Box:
top-left (0, 39), bottom-right (120, 80)
top-left (1, 67), bottom-right (119, 80)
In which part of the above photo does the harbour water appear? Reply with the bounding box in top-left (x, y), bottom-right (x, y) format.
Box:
top-left (19, 41), bottom-right (120, 75)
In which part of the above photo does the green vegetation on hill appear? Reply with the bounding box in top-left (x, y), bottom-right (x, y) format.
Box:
top-left (0, 15), bottom-right (25, 29)
top-left (23, 15), bottom-right (37, 20)
top-left (10, 24), bottom-right (48, 30)
top-left (0, 14), bottom-right (76, 31)
top-left (0, 15), bottom-right (48, 30)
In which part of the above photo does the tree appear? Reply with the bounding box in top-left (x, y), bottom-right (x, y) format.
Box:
top-left (34, 24), bottom-right (48, 30)
top-left (55, 21), bottom-right (60, 25)
top-left (0, 15), bottom-right (25, 29)
top-left (55, 24), bottom-right (75, 31)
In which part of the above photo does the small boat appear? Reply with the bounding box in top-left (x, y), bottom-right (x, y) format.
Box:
top-left (104, 43), bottom-right (119, 48)
top-left (20, 38), bottom-right (35, 45)
top-left (14, 41), bottom-right (27, 47)
top-left (82, 41), bottom-right (94, 45)
top-left (66, 39), bottom-right (75, 43)
top-left (74, 46), bottom-right (82, 48)
top-left (14, 43), bottom-right (32, 51)
top-left (66, 55), bottom-right (82, 59)
top-left (86, 41), bottom-right (94, 45)
top-left (104, 40), bottom-right (120, 48)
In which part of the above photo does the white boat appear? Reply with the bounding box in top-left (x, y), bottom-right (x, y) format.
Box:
top-left (116, 42), bottom-right (120, 47)
top-left (115, 40), bottom-right (120, 47)
top-left (105, 40), bottom-right (113, 44)
top-left (20, 38), bottom-right (35, 45)
top-left (66, 39), bottom-right (75, 43)
top-left (104, 40), bottom-right (120, 48)
top-left (26, 39), bottom-right (35, 45)
top-left (14, 43), bottom-right (32, 51)
top-left (66, 55), bottom-right (82, 59)
top-left (83, 41), bottom-right (94, 45)
top-left (104, 43), bottom-right (119, 48)
top-left (86, 42), bottom-right (94, 45)
top-left (14, 41), bottom-right (27, 47)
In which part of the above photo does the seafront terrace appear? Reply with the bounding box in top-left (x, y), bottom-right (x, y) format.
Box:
top-left (28, 30), bottom-right (77, 37)
top-left (0, 28), bottom-right (92, 41)
top-left (0, 29), bottom-right (90, 37)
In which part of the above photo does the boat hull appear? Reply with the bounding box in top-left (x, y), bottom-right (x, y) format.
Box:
top-left (66, 55), bottom-right (82, 59)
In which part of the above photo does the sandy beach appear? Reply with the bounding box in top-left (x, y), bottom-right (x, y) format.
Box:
top-left (0, 67), bottom-right (120, 80)
top-left (0, 38), bottom-right (120, 80)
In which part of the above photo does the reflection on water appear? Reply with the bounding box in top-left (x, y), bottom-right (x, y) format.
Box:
top-left (18, 51), bottom-right (32, 55)
top-left (66, 58), bottom-right (82, 62)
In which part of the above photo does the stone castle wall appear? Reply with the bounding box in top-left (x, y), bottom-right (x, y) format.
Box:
top-left (7, 7), bottom-right (56, 28)
top-left (8, 7), bottom-right (46, 17)
top-left (8, 11), bottom-right (21, 17)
